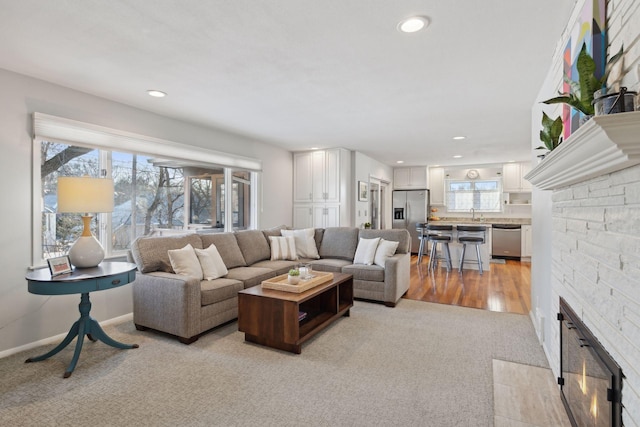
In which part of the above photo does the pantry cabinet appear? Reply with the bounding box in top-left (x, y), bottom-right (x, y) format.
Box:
top-left (293, 148), bottom-right (350, 228)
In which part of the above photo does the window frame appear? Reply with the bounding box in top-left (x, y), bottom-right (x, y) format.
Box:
top-left (444, 178), bottom-right (503, 213)
top-left (32, 113), bottom-right (262, 267)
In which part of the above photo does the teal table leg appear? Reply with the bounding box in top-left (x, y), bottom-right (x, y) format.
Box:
top-left (25, 321), bottom-right (80, 363)
top-left (25, 292), bottom-right (138, 378)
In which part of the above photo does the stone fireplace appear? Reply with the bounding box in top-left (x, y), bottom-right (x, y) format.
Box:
top-left (559, 297), bottom-right (623, 426)
top-left (526, 111), bottom-right (640, 426)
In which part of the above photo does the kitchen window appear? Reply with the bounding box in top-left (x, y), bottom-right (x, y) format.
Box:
top-left (445, 178), bottom-right (502, 213)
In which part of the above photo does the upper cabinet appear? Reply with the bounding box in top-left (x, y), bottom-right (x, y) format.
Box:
top-left (393, 167), bottom-right (427, 189)
top-left (502, 162), bottom-right (532, 192)
top-left (294, 149), bottom-right (342, 204)
top-left (427, 167), bottom-right (445, 205)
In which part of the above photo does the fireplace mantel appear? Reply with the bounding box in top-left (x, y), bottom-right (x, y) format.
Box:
top-left (525, 111), bottom-right (640, 190)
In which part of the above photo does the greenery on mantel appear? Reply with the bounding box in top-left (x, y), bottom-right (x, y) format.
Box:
top-left (542, 43), bottom-right (624, 116)
top-left (537, 112), bottom-right (563, 152)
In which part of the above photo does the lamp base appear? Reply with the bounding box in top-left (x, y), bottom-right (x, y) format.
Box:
top-left (68, 235), bottom-right (105, 268)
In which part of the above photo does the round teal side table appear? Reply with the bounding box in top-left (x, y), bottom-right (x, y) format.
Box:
top-left (25, 262), bottom-right (139, 378)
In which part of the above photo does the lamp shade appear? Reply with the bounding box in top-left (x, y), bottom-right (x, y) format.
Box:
top-left (57, 176), bottom-right (114, 213)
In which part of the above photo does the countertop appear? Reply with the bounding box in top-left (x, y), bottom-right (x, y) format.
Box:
top-left (427, 217), bottom-right (531, 226)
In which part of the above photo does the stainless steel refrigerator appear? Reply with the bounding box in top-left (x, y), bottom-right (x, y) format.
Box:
top-left (392, 189), bottom-right (430, 254)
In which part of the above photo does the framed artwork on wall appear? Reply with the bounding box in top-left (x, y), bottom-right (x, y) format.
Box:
top-left (358, 181), bottom-right (368, 202)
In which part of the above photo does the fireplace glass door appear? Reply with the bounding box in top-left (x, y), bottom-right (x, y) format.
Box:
top-left (559, 298), bottom-right (623, 427)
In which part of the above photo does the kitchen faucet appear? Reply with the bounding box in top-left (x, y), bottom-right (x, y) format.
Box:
top-left (470, 208), bottom-right (475, 221)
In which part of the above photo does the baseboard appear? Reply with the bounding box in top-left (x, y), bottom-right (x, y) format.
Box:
top-left (0, 313), bottom-right (133, 359)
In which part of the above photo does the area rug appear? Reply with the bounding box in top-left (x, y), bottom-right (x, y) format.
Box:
top-left (0, 299), bottom-right (547, 426)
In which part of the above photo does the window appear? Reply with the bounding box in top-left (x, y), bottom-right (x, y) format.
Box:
top-left (33, 113), bottom-right (262, 266)
top-left (445, 178), bottom-right (502, 213)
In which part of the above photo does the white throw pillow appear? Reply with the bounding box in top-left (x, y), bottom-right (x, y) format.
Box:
top-left (195, 244), bottom-right (228, 280)
top-left (269, 236), bottom-right (298, 261)
top-left (168, 244), bottom-right (203, 280)
top-left (353, 237), bottom-right (381, 265)
top-left (281, 228), bottom-right (320, 259)
top-left (374, 239), bottom-right (400, 268)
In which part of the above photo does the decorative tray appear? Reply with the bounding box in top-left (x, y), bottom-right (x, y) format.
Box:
top-left (261, 271), bottom-right (334, 293)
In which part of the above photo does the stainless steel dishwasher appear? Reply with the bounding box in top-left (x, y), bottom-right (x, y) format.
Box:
top-left (491, 224), bottom-right (521, 259)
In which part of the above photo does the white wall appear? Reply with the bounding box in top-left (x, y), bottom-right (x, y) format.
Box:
top-left (352, 151), bottom-right (393, 228)
top-left (531, 0), bottom-right (640, 425)
top-left (0, 68), bottom-right (293, 354)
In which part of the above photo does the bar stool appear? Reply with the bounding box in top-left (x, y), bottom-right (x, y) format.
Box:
top-left (457, 225), bottom-right (487, 274)
top-left (416, 222), bottom-right (429, 264)
top-left (426, 224), bottom-right (453, 272)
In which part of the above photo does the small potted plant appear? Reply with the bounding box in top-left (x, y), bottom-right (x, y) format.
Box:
top-left (363, 222), bottom-right (371, 229)
top-left (287, 268), bottom-right (300, 284)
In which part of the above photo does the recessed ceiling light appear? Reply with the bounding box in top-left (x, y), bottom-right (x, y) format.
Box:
top-left (453, 155), bottom-right (463, 159)
top-left (507, 160), bottom-right (516, 163)
top-left (398, 16), bottom-right (429, 33)
top-left (310, 147), bottom-right (319, 150)
top-left (147, 90), bottom-right (167, 98)
top-left (396, 160), bottom-right (405, 164)
top-left (453, 136), bottom-right (466, 140)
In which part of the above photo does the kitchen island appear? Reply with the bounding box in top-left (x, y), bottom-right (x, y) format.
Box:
top-left (419, 222), bottom-right (493, 272)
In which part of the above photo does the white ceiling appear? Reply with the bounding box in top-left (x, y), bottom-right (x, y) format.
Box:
top-left (0, 0), bottom-right (575, 167)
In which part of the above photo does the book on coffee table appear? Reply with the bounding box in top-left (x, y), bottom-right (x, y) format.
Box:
top-left (298, 311), bottom-right (307, 322)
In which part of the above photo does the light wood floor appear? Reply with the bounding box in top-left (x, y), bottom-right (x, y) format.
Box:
top-left (403, 255), bottom-right (531, 314)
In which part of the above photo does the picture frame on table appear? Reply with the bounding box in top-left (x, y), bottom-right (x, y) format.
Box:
top-left (358, 181), bottom-right (368, 202)
top-left (47, 255), bottom-right (73, 276)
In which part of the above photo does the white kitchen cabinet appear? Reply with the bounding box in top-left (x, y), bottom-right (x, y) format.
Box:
top-left (294, 149), bottom-right (342, 204)
top-left (394, 167), bottom-right (427, 189)
top-left (503, 162), bottom-right (532, 192)
top-left (521, 225), bottom-right (532, 258)
top-left (428, 167), bottom-right (445, 206)
top-left (293, 148), bottom-right (350, 228)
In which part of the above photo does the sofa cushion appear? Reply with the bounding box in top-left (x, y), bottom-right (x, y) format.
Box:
top-left (268, 236), bottom-right (298, 260)
top-left (131, 234), bottom-right (203, 273)
top-left (235, 229), bottom-right (271, 265)
top-left (319, 227), bottom-right (359, 261)
top-left (342, 264), bottom-right (385, 282)
top-left (374, 239), bottom-right (400, 268)
top-left (262, 225), bottom-right (288, 245)
top-left (309, 258), bottom-right (352, 273)
top-left (225, 267), bottom-right (276, 288)
top-left (358, 229), bottom-right (410, 254)
top-left (195, 244), bottom-right (228, 280)
top-left (168, 244), bottom-right (204, 279)
top-left (200, 278), bottom-right (244, 306)
top-left (200, 233), bottom-right (247, 269)
top-left (353, 237), bottom-right (381, 265)
top-left (281, 228), bottom-right (320, 259)
top-left (251, 259), bottom-right (300, 275)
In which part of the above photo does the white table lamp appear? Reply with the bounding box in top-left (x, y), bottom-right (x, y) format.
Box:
top-left (57, 176), bottom-right (114, 268)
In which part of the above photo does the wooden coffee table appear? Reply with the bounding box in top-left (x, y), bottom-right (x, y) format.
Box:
top-left (238, 272), bottom-right (353, 354)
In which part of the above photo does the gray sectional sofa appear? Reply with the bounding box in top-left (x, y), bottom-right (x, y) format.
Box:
top-left (130, 227), bottom-right (410, 343)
